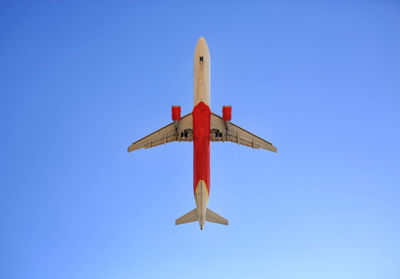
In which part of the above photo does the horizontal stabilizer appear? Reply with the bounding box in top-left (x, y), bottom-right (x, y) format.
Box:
top-left (206, 209), bottom-right (229, 225)
top-left (175, 209), bottom-right (197, 225)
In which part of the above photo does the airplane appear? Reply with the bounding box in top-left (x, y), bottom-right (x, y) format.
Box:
top-left (127, 37), bottom-right (277, 230)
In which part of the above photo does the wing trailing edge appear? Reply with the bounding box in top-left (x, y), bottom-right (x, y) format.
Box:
top-left (127, 113), bottom-right (193, 153)
top-left (210, 113), bottom-right (277, 153)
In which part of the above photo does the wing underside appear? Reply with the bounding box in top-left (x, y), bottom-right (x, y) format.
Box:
top-left (210, 113), bottom-right (277, 153)
top-left (127, 113), bottom-right (193, 152)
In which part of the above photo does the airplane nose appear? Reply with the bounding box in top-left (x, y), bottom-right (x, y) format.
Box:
top-left (195, 36), bottom-right (209, 53)
top-left (197, 36), bottom-right (206, 45)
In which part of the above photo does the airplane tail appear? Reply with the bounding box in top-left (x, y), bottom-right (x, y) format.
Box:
top-left (206, 208), bottom-right (229, 225)
top-left (175, 209), bottom-right (197, 225)
top-left (175, 208), bottom-right (229, 226)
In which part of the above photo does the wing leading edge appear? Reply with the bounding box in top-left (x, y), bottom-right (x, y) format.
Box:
top-left (210, 113), bottom-right (277, 153)
top-left (127, 113), bottom-right (193, 152)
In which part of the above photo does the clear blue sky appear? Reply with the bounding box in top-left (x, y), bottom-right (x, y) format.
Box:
top-left (1, 1), bottom-right (399, 278)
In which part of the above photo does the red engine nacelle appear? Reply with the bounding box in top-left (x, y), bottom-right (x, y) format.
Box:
top-left (171, 105), bottom-right (181, 121)
top-left (222, 105), bottom-right (232, 121)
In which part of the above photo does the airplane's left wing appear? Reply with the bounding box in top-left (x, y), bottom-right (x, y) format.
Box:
top-left (210, 113), bottom-right (277, 153)
top-left (127, 113), bottom-right (193, 152)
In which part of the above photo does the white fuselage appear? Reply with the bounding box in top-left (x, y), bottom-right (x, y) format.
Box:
top-left (192, 37), bottom-right (211, 230)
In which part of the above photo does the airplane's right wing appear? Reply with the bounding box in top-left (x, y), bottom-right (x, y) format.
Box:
top-left (210, 113), bottom-right (277, 153)
top-left (127, 113), bottom-right (193, 153)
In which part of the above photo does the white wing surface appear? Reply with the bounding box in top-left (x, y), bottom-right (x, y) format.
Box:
top-left (127, 113), bottom-right (193, 153)
top-left (210, 113), bottom-right (277, 153)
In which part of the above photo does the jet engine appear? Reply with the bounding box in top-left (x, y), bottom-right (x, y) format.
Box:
top-left (222, 105), bottom-right (232, 121)
top-left (171, 105), bottom-right (181, 121)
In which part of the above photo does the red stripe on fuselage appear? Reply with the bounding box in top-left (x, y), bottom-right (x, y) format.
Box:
top-left (193, 102), bottom-right (211, 195)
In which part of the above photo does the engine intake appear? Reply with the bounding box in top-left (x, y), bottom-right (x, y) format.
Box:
top-left (222, 105), bottom-right (232, 121)
top-left (171, 105), bottom-right (181, 121)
